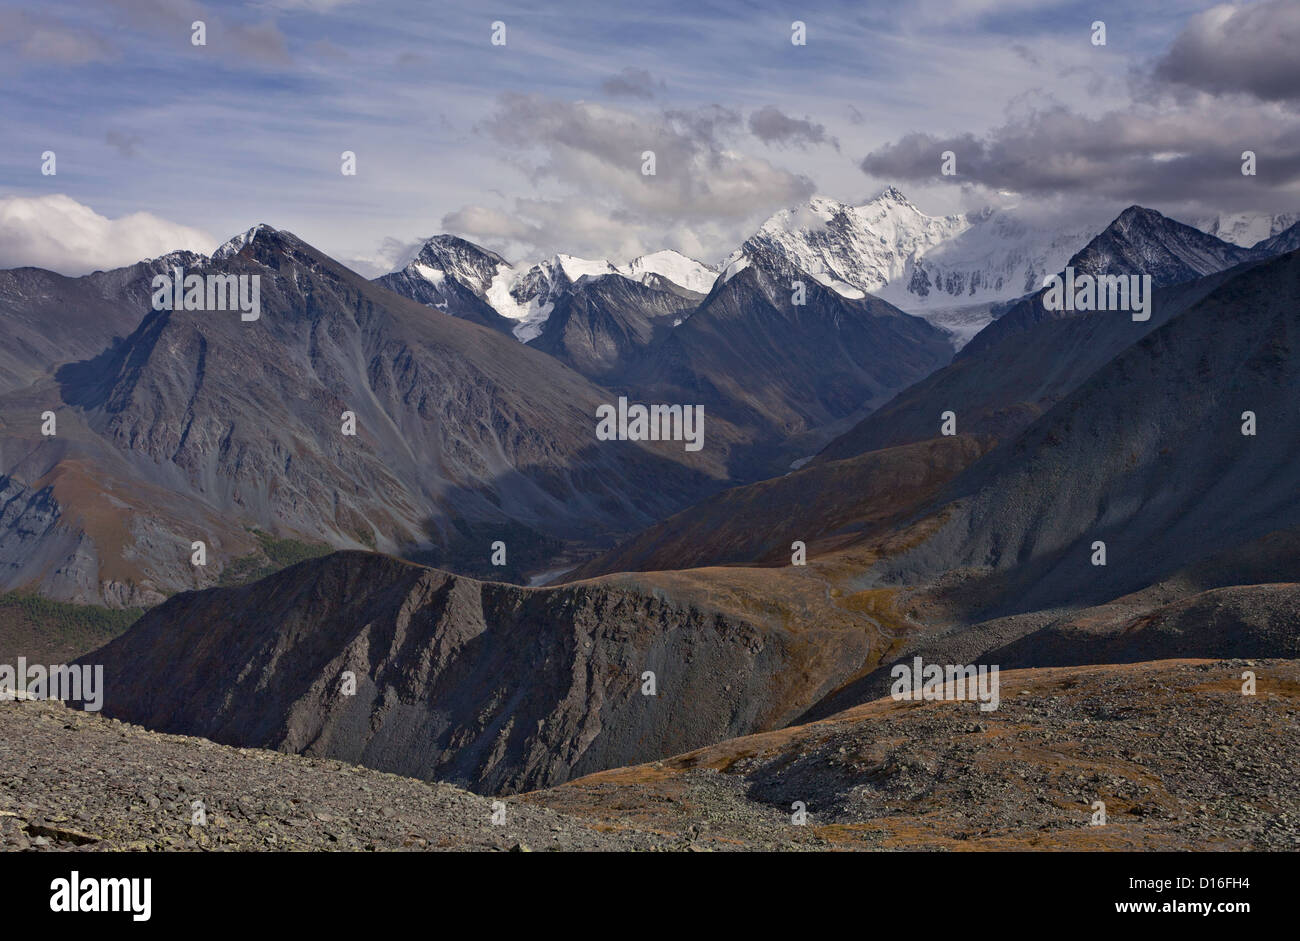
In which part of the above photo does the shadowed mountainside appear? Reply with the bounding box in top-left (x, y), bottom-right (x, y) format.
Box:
top-left (817, 207), bottom-right (1274, 463)
top-left (573, 434), bottom-right (992, 578)
top-left (873, 247), bottom-right (1300, 617)
top-left (79, 550), bottom-right (873, 794)
top-left (0, 226), bottom-right (741, 604)
top-left (0, 253), bottom-right (204, 395)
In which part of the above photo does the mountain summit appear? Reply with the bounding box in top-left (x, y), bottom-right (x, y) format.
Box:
top-left (727, 190), bottom-right (1096, 344)
top-left (379, 236), bottom-right (713, 343)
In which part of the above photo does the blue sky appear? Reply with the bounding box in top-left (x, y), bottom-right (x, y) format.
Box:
top-left (1, 0), bottom-right (1297, 274)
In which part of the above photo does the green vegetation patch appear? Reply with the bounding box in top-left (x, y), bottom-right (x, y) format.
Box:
top-left (0, 592), bottom-right (143, 662)
top-left (217, 530), bottom-right (334, 587)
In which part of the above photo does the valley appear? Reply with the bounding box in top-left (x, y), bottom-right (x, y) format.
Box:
top-left (3, 186), bottom-right (1299, 855)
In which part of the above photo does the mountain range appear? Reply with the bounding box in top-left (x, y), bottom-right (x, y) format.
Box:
top-left (4, 187), bottom-right (1300, 815)
top-left (0, 226), bottom-right (740, 603)
top-left (380, 187), bottom-right (1107, 351)
top-left (3, 190), bottom-right (1297, 606)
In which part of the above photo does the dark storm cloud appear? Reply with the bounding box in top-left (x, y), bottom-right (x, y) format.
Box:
top-left (859, 105), bottom-right (1300, 204)
top-left (1153, 0), bottom-right (1300, 102)
top-left (861, 4), bottom-right (1300, 209)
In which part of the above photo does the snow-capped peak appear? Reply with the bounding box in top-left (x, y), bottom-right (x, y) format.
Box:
top-left (871, 184), bottom-right (914, 207)
top-left (720, 254), bottom-right (751, 284)
top-left (1191, 212), bottom-right (1300, 249)
top-left (213, 223), bottom-right (276, 261)
top-left (477, 253), bottom-right (618, 343)
top-left (736, 191), bottom-right (968, 301)
top-left (405, 234), bottom-right (507, 295)
top-left (727, 190), bottom-right (1102, 347)
top-left (550, 253), bottom-right (618, 283)
top-left (389, 233), bottom-right (717, 343)
top-left (618, 250), bottom-right (717, 294)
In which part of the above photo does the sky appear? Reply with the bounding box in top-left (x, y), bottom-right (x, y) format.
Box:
top-left (1, 0), bottom-right (1298, 275)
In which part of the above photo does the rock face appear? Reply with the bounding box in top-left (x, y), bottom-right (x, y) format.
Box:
top-left (79, 551), bottom-right (871, 794)
top-left (1068, 206), bottom-right (1257, 286)
top-left (0, 252), bottom-right (204, 395)
top-left (879, 247), bottom-right (1300, 616)
top-left (0, 226), bottom-right (732, 603)
top-left (623, 259), bottom-right (953, 478)
top-left (524, 274), bottom-right (698, 380)
top-left (816, 205), bottom-right (1273, 462)
top-left (374, 235), bottom-right (515, 334)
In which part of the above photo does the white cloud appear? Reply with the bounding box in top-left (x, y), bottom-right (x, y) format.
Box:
top-left (442, 95), bottom-right (816, 262)
top-left (0, 194), bottom-right (214, 275)
top-left (343, 235), bottom-right (426, 278)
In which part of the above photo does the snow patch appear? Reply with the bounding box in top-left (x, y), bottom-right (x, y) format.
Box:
top-left (721, 254), bottom-right (751, 283)
top-left (214, 223), bottom-right (274, 261)
top-left (483, 264), bottom-right (557, 341)
top-left (553, 253), bottom-right (617, 282)
top-left (413, 263), bottom-right (446, 286)
top-left (619, 250), bottom-right (717, 294)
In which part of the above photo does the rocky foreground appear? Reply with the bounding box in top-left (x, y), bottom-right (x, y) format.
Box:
top-left (2, 658), bottom-right (1297, 851)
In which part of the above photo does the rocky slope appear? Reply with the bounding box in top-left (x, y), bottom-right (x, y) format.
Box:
top-left (0, 252), bottom-right (204, 395)
top-left (0, 697), bottom-right (673, 852)
top-left (872, 247), bottom-right (1300, 617)
top-left (574, 435), bottom-right (992, 578)
top-left (801, 573), bottom-right (1300, 721)
top-left (380, 226), bottom-right (951, 479)
top-left (7, 658), bottom-right (1296, 851)
top-left (1256, 220), bottom-right (1300, 256)
top-left (524, 273), bottom-right (698, 380)
top-left (0, 226), bottom-right (734, 604)
top-left (817, 207), bottom-right (1273, 462)
top-left (622, 259), bottom-right (953, 478)
top-left (77, 551), bottom-right (873, 794)
top-left (542, 658), bottom-right (1300, 851)
top-left (962, 206), bottom-right (1258, 359)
